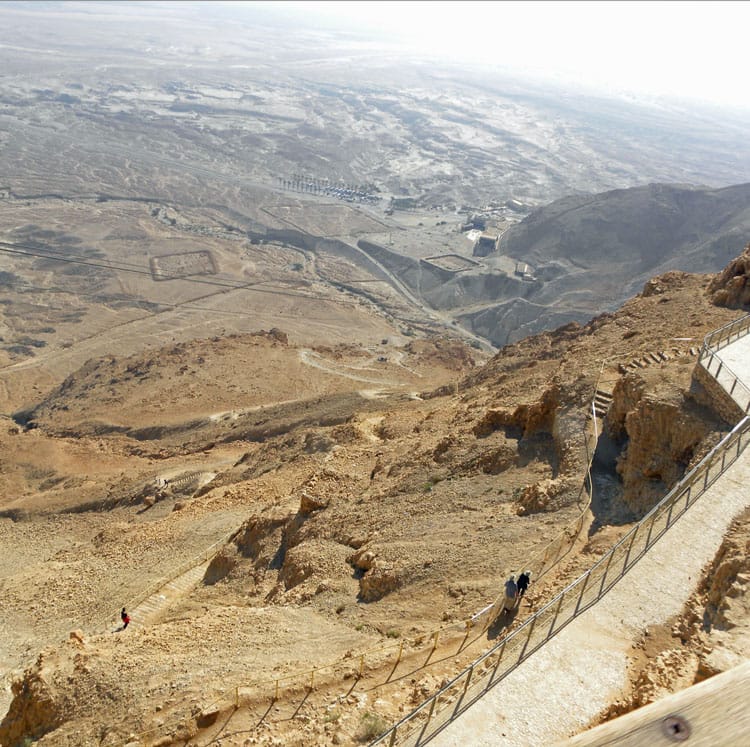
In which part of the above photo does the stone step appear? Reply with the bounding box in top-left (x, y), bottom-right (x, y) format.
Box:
top-left (127, 561), bottom-right (210, 629)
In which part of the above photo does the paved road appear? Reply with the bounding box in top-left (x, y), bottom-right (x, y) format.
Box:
top-left (432, 332), bottom-right (750, 746)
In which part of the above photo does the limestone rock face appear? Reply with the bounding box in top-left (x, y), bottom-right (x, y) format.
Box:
top-left (348, 546), bottom-right (403, 601)
top-left (278, 539), bottom-right (352, 595)
top-left (707, 243), bottom-right (750, 309)
top-left (358, 563), bottom-right (402, 602)
top-left (299, 491), bottom-right (328, 515)
top-left (606, 374), bottom-right (722, 515)
top-left (476, 443), bottom-right (517, 474)
top-left (0, 642), bottom-right (127, 747)
top-left (203, 545), bottom-right (239, 585)
top-left (515, 476), bottom-right (573, 515)
top-left (347, 547), bottom-right (376, 572)
top-left (0, 662), bottom-right (64, 745)
top-left (234, 512), bottom-right (292, 568)
top-left (701, 519), bottom-right (750, 632)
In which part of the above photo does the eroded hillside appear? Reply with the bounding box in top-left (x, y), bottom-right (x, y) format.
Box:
top-left (1, 249), bottom-right (749, 746)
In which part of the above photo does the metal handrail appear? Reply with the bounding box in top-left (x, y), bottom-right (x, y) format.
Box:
top-left (699, 314), bottom-right (750, 414)
top-left (372, 321), bottom-right (750, 746)
top-left (371, 415), bottom-right (750, 746)
top-left (700, 313), bottom-right (750, 356)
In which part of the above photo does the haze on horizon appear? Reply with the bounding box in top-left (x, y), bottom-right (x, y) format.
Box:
top-left (219, 0), bottom-right (750, 112)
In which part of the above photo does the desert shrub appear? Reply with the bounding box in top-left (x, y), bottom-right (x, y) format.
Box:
top-left (356, 711), bottom-right (388, 742)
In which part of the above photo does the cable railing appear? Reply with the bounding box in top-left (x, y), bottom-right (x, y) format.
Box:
top-left (119, 326), bottom-right (749, 745)
top-left (370, 414), bottom-right (750, 746)
top-left (699, 313), bottom-right (750, 355)
top-left (698, 313), bottom-right (750, 414)
top-left (123, 366), bottom-right (605, 744)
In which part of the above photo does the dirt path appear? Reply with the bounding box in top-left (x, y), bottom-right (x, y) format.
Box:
top-left (432, 451), bottom-right (750, 746)
top-left (433, 337), bottom-right (750, 746)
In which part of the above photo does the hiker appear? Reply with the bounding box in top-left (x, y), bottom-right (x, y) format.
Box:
top-left (502, 575), bottom-right (518, 612)
top-left (517, 570), bottom-right (532, 599)
top-left (121, 607), bottom-right (131, 630)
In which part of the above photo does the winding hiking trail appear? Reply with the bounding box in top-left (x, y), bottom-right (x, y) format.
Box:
top-left (431, 333), bottom-right (750, 746)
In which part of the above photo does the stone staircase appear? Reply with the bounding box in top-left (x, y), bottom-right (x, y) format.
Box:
top-left (593, 389), bottom-right (613, 419)
top-left (127, 560), bottom-right (211, 629)
top-left (618, 347), bottom-right (699, 374)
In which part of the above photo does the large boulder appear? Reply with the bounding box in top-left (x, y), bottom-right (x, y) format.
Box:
top-left (708, 243), bottom-right (750, 309)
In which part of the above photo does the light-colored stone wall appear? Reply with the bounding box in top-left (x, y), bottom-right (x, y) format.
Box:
top-left (692, 363), bottom-right (744, 425)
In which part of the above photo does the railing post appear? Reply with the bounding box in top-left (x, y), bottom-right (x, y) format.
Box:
top-left (488, 640), bottom-right (507, 685)
top-left (457, 620), bottom-right (471, 654)
top-left (424, 631), bottom-right (439, 666)
top-left (518, 614), bottom-right (538, 659)
top-left (598, 549), bottom-right (616, 597)
top-left (388, 726), bottom-right (398, 747)
top-left (425, 692), bottom-right (439, 727)
top-left (665, 500), bottom-right (675, 529)
top-left (548, 591), bottom-right (566, 637)
top-left (645, 509), bottom-right (659, 547)
top-left (622, 525), bottom-right (640, 570)
top-left (395, 640), bottom-right (404, 665)
top-left (573, 571), bottom-right (591, 615)
top-left (462, 665), bottom-right (474, 695)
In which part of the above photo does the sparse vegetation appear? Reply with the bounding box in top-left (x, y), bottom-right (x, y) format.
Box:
top-left (356, 711), bottom-right (389, 742)
top-left (323, 707), bottom-right (342, 723)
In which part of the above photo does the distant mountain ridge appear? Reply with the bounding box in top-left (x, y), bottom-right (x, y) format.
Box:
top-left (467, 182), bottom-right (750, 345)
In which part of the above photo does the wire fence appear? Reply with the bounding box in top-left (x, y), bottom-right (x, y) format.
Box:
top-left (123, 365), bottom-right (606, 744)
top-left (372, 416), bottom-right (750, 746)
top-left (370, 337), bottom-right (750, 746)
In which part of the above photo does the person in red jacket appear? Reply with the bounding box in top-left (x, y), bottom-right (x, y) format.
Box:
top-left (120, 607), bottom-right (131, 630)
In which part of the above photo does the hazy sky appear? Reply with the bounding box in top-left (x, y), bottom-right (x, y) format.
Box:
top-left (244, 0), bottom-right (750, 109)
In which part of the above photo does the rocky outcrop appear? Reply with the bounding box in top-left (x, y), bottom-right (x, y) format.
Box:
top-left (203, 545), bottom-right (239, 585)
top-left (707, 243), bottom-right (750, 308)
top-left (701, 514), bottom-right (750, 633)
top-left (515, 476), bottom-right (577, 515)
top-left (0, 640), bottom-right (128, 747)
top-left (347, 547), bottom-right (404, 602)
top-left (0, 657), bottom-right (64, 745)
top-left (358, 563), bottom-right (403, 602)
top-left (606, 373), bottom-right (725, 515)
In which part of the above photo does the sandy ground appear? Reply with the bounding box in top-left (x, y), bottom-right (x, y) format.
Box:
top-left (433, 335), bottom-right (750, 746)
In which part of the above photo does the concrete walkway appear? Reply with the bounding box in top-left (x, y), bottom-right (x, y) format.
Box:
top-left (433, 333), bottom-right (750, 746)
top-left (712, 332), bottom-right (750, 414)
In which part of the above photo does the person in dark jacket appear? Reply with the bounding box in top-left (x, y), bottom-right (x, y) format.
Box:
top-left (517, 570), bottom-right (532, 599)
top-left (121, 607), bottom-right (131, 629)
